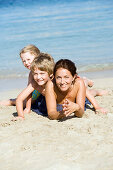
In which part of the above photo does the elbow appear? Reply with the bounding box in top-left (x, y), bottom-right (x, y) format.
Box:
top-left (77, 112), bottom-right (84, 118)
top-left (48, 111), bottom-right (59, 120)
top-left (75, 109), bottom-right (84, 118)
top-left (48, 115), bottom-right (58, 120)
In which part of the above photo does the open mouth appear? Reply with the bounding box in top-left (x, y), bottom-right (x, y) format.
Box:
top-left (26, 65), bottom-right (30, 69)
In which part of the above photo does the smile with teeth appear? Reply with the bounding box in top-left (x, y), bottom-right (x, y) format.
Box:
top-left (37, 79), bottom-right (43, 83)
top-left (60, 84), bottom-right (67, 88)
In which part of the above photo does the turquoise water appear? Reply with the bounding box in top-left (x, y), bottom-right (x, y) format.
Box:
top-left (0, 0), bottom-right (113, 79)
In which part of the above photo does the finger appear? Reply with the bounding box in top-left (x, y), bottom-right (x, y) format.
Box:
top-left (62, 103), bottom-right (66, 107)
top-left (65, 99), bottom-right (70, 104)
top-left (63, 107), bottom-right (68, 111)
top-left (64, 110), bottom-right (71, 117)
top-left (11, 116), bottom-right (24, 121)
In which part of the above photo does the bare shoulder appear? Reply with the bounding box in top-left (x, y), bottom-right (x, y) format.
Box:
top-left (75, 77), bottom-right (85, 87)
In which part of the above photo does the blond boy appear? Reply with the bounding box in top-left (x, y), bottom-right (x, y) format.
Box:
top-left (15, 53), bottom-right (55, 120)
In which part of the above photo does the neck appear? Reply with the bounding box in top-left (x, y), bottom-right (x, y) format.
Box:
top-left (40, 84), bottom-right (46, 89)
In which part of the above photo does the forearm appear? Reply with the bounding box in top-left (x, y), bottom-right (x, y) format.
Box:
top-left (86, 89), bottom-right (100, 110)
top-left (16, 98), bottom-right (24, 118)
top-left (88, 97), bottom-right (99, 110)
top-left (73, 103), bottom-right (84, 118)
top-left (25, 94), bottom-right (32, 113)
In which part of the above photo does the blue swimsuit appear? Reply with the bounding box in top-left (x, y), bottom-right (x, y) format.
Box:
top-left (32, 90), bottom-right (41, 100)
top-left (31, 95), bottom-right (47, 116)
top-left (31, 95), bottom-right (91, 116)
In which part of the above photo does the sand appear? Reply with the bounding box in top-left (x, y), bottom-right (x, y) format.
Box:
top-left (0, 77), bottom-right (113, 170)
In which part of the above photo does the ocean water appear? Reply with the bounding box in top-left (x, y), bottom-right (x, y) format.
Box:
top-left (0, 0), bottom-right (113, 80)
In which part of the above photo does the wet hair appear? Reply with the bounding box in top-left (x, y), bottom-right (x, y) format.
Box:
top-left (20, 44), bottom-right (40, 58)
top-left (31, 53), bottom-right (55, 76)
top-left (53, 59), bottom-right (77, 77)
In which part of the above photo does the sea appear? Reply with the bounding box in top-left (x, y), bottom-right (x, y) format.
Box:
top-left (0, 0), bottom-right (113, 91)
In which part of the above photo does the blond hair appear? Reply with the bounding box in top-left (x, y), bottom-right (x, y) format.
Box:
top-left (20, 44), bottom-right (40, 58)
top-left (31, 53), bottom-right (55, 76)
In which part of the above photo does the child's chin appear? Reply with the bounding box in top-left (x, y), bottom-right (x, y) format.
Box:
top-left (37, 82), bottom-right (44, 86)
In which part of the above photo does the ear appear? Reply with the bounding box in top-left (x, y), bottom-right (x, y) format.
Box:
top-left (73, 74), bottom-right (77, 81)
top-left (72, 74), bottom-right (77, 83)
top-left (49, 74), bottom-right (54, 80)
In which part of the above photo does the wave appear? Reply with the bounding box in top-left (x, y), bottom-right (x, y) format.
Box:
top-left (0, 63), bottom-right (113, 80)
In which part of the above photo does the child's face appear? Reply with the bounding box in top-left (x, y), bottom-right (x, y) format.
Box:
top-left (33, 68), bottom-right (50, 86)
top-left (55, 68), bottom-right (74, 92)
top-left (21, 52), bottom-right (35, 70)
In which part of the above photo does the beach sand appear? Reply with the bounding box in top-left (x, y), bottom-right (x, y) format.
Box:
top-left (0, 77), bottom-right (113, 170)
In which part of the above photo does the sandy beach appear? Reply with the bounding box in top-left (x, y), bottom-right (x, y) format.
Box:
top-left (0, 77), bottom-right (113, 170)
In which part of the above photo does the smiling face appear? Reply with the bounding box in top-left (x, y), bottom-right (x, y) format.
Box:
top-left (33, 68), bottom-right (50, 87)
top-left (55, 68), bottom-right (75, 92)
top-left (21, 52), bottom-right (35, 70)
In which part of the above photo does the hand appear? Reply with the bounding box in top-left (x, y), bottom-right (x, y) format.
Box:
top-left (95, 107), bottom-right (108, 114)
top-left (11, 116), bottom-right (24, 121)
top-left (23, 108), bottom-right (31, 114)
top-left (62, 99), bottom-right (78, 117)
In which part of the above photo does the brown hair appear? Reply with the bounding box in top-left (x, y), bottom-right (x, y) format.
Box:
top-left (31, 53), bottom-right (55, 76)
top-left (53, 59), bottom-right (77, 77)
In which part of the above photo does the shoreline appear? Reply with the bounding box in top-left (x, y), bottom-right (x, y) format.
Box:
top-left (0, 68), bottom-right (113, 92)
top-left (0, 77), bottom-right (28, 92)
top-left (79, 68), bottom-right (113, 79)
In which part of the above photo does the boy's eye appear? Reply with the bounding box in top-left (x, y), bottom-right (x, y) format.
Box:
top-left (33, 73), bottom-right (37, 76)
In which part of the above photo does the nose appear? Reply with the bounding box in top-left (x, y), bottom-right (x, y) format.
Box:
top-left (34, 74), bottom-right (41, 80)
top-left (25, 60), bottom-right (29, 65)
top-left (61, 78), bottom-right (65, 84)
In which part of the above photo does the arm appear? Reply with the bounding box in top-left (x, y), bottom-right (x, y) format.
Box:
top-left (73, 78), bottom-right (86, 117)
top-left (23, 71), bottom-right (33, 113)
top-left (86, 88), bottom-right (107, 114)
top-left (16, 83), bottom-right (34, 119)
top-left (62, 79), bottom-right (86, 118)
top-left (23, 94), bottom-right (32, 114)
top-left (45, 81), bottom-right (65, 120)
